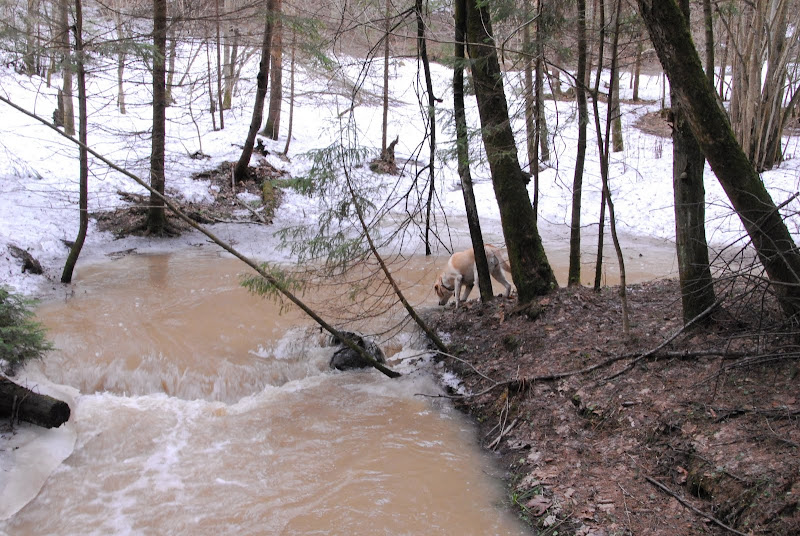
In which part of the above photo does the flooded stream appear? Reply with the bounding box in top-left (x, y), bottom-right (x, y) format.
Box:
top-left (1, 234), bottom-right (676, 535)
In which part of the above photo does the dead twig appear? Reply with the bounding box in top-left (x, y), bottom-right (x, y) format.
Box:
top-left (644, 476), bottom-right (749, 536)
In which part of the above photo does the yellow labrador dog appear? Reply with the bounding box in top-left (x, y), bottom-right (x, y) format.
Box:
top-left (433, 245), bottom-right (512, 307)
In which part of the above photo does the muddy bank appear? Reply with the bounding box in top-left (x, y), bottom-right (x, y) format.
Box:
top-left (429, 281), bottom-right (799, 535)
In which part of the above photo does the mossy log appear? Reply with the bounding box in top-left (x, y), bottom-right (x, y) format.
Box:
top-left (0, 378), bottom-right (70, 428)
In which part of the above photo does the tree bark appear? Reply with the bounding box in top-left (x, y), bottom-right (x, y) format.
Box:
top-left (61, 0), bottom-right (87, 284)
top-left (234, 1), bottom-right (274, 184)
top-left (0, 378), bottom-right (70, 428)
top-left (568, 0), bottom-right (589, 287)
top-left (58, 0), bottom-right (74, 136)
top-left (147, 0), bottom-right (168, 233)
top-left (214, 0), bottom-right (224, 129)
top-left (263, 0), bottom-right (282, 139)
top-left (637, 0), bottom-right (800, 318)
top-left (282, 25), bottom-right (296, 156)
top-left (672, 0), bottom-right (715, 325)
top-left (465, 0), bottom-right (557, 303)
top-left (417, 0), bottom-right (437, 256)
top-left (454, 0), bottom-right (492, 301)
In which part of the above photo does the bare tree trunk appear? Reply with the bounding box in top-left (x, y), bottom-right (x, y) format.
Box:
top-left (282, 25), bottom-right (296, 156)
top-left (465, 0), bottom-right (557, 303)
top-left (234, 1), bottom-right (274, 184)
top-left (61, 0), bottom-right (87, 283)
top-left (164, 24), bottom-right (178, 106)
top-left (594, 0), bottom-right (629, 332)
top-left (263, 0), bottom-right (282, 139)
top-left (568, 0), bottom-right (589, 287)
top-left (214, 0), bottom-right (224, 129)
top-left (632, 36), bottom-right (642, 101)
top-left (58, 0), bottom-right (74, 136)
top-left (454, 0), bottom-right (492, 301)
top-left (592, 0), bottom-right (607, 291)
top-left (702, 0), bottom-right (714, 85)
top-left (223, 27), bottom-right (239, 110)
top-left (147, 0), bottom-right (168, 234)
top-left (672, 0), bottom-right (715, 325)
top-left (523, 0), bottom-right (537, 217)
top-left (381, 0), bottom-right (390, 157)
top-left (535, 0), bottom-right (550, 163)
top-left (206, 39), bottom-right (217, 132)
top-left (417, 0), bottom-right (436, 256)
top-left (24, 0), bottom-right (38, 75)
top-left (638, 0), bottom-right (800, 319)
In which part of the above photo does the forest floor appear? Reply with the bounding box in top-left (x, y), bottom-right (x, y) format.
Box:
top-left (91, 149), bottom-right (799, 536)
top-left (427, 281), bottom-right (799, 536)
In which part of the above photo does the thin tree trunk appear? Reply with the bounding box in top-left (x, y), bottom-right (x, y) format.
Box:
top-left (24, 0), bottom-right (38, 75)
top-left (703, 0), bottom-right (714, 85)
top-left (592, 0), bottom-right (607, 291)
top-left (147, 0), bottom-right (168, 233)
top-left (58, 0), bottom-right (74, 136)
top-left (568, 0), bottom-right (589, 287)
top-left (638, 0), bottom-right (800, 318)
top-left (234, 1), bottom-right (274, 184)
top-left (164, 25), bottom-right (178, 105)
top-left (417, 0), bottom-right (436, 256)
top-left (206, 39), bottom-right (217, 131)
top-left (535, 0), bottom-right (550, 163)
top-left (465, 0), bottom-right (557, 303)
top-left (61, 0), bottom-right (87, 284)
top-left (263, 0), bottom-right (282, 139)
top-left (454, 0), bottom-right (492, 301)
top-left (282, 25), bottom-right (296, 156)
top-left (214, 0), bottom-right (224, 129)
top-left (632, 36), bottom-right (642, 101)
top-left (523, 1), bottom-right (537, 218)
top-left (381, 0), bottom-right (390, 157)
top-left (600, 0), bottom-right (628, 333)
top-left (223, 28), bottom-right (239, 110)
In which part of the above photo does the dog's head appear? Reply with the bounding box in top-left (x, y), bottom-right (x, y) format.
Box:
top-left (433, 274), bottom-right (454, 306)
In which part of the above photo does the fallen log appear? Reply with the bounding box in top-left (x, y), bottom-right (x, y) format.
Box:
top-left (0, 377), bottom-right (70, 428)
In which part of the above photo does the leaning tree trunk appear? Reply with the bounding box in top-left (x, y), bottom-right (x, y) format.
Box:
top-left (568, 0), bottom-right (589, 287)
top-left (672, 0), bottom-right (715, 325)
top-left (638, 0), bottom-right (800, 319)
top-left (465, 0), bottom-right (557, 303)
top-left (61, 0), bottom-right (87, 284)
top-left (454, 0), bottom-right (492, 301)
top-left (234, 0), bottom-right (274, 184)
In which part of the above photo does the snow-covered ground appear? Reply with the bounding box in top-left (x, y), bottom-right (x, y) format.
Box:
top-left (1, 41), bottom-right (799, 300)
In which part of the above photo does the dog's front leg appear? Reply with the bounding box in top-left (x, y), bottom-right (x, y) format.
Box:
top-left (459, 283), bottom-right (473, 305)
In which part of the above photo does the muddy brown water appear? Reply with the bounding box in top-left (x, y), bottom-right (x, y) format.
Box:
top-left (3, 240), bottom-right (675, 535)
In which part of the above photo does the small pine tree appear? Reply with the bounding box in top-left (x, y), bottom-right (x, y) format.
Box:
top-left (0, 287), bottom-right (53, 375)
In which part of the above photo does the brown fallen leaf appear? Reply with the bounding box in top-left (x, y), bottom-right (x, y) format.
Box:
top-left (525, 495), bottom-right (552, 517)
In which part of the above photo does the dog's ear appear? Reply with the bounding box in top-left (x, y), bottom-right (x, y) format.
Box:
top-left (433, 276), bottom-right (444, 299)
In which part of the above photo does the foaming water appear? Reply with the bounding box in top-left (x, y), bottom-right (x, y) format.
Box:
top-left (3, 251), bottom-right (528, 535)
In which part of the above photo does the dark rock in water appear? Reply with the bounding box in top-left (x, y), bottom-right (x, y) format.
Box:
top-left (329, 331), bottom-right (386, 371)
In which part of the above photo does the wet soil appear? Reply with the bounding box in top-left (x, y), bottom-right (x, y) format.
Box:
top-left (428, 281), bottom-right (799, 535)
